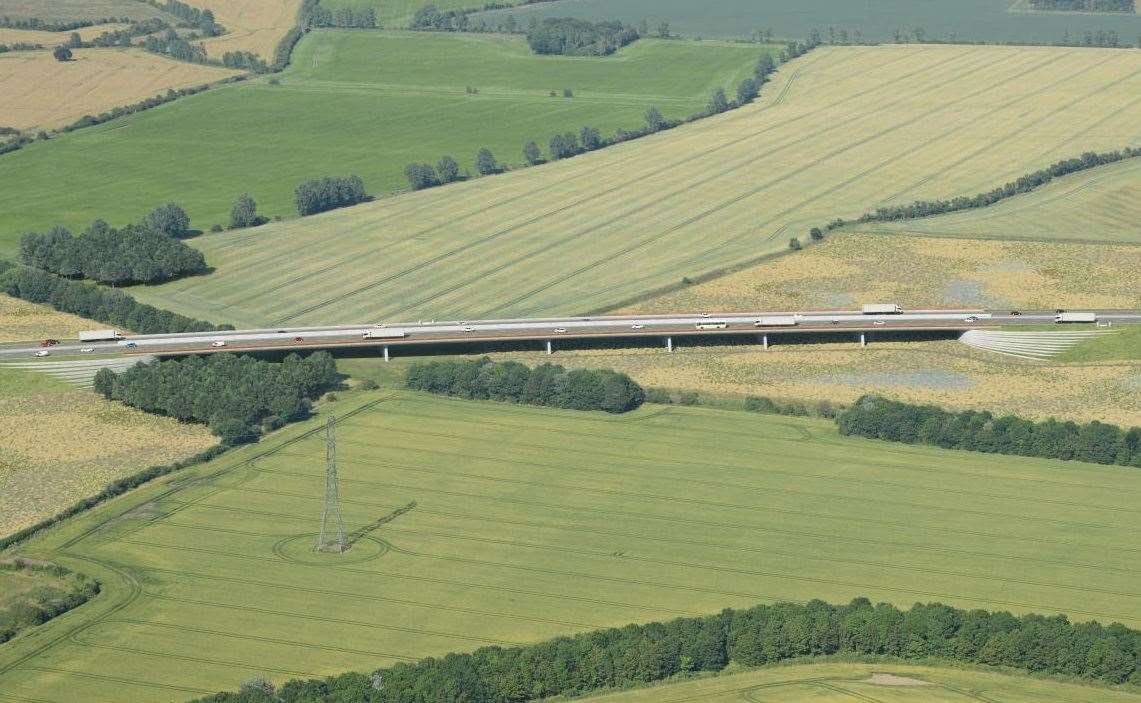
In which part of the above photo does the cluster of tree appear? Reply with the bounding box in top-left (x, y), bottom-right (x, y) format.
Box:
top-left (745, 395), bottom-right (839, 418)
top-left (146, 0), bottom-right (221, 35)
top-left (821, 26), bottom-right (867, 44)
top-left (229, 193), bottom-right (267, 229)
top-left (143, 29), bottom-right (208, 63)
top-left (836, 395), bottom-right (1141, 467)
top-left (20, 219), bottom-right (205, 285)
top-left (294, 175), bottom-right (368, 215)
top-left (189, 597), bottom-right (1141, 702)
top-left (1031, 0), bottom-right (1134, 10)
top-left (1058, 28), bottom-right (1128, 46)
top-left (52, 45), bottom-right (73, 61)
top-left (779, 37), bottom-right (819, 63)
top-left (409, 4), bottom-right (474, 31)
top-left (404, 156), bottom-right (461, 190)
top-left (0, 264), bottom-right (228, 335)
top-left (95, 352), bottom-right (339, 444)
top-left (310, 6), bottom-right (377, 28)
top-left (860, 148), bottom-right (1139, 223)
top-left (62, 79), bottom-right (242, 132)
top-left (86, 18), bottom-right (171, 48)
top-left (526, 17), bottom-right (640, 56)
top-left (0, 560), bottom-right (100, 645)
top-left (406, 357), bottom-right (645, 413)
top-left (0, 132), bottom-right (31, 156)
top-left (0, 16), bottom-right (130, 32)
top-left (0, 41), bottom-right (43, 53)
top-left (222, 50), bottom-right (268, 72)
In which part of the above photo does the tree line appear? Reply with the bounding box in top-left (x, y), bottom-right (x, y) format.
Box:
top-left (190, 596), bottom-right (1141, 702)
top-left (406, 358), bottom-right (645, 413)
top-left (526, 17), bottom-right (640, 56)
top-left (144, 0), bottom-right (222, 35)
top-left (94, 352), bottom-right (339, 444)
top-left (143, 29), bottom-right (209, 63)
top-left (836, 395), bottom-right (1141, 467)
top-left (295, 175), bottom-right (368, 215)
top-left (19, 203), bottom-right (206, 285)
top-left (0, 560), bottom-right (100, 646)
top-left (310, 6), bottom-right (377, 28)
top-left (0, 263), bottom-right (228, 335)
top-left (0, 15), bottom-right (131, 32)
top-left (859, 148), bottom-right (1139, 223)
top-left (1031, 0), bottom-right (1134, 11)
top-left (61, 78), bottom-right (245, 133)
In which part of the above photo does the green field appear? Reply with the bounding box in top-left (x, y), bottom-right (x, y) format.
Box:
top-left (2, 390), bottom-right (1141, 701)
top-left (474, 0), bottom-right (1141, 43)
top-left (318, 0), bottom-right (517, 27)
top-left (124, 44), bottom-right (1141, 327)
top-left (864, 156), bottom-right (1141, 244)
top-left (0, 0), bottom-right (167, 22)
top-left (0, 30), bottom-right (765, 256)
top-left (580, 662), bottom-right (1141, 702)
top-left (1059, 324), bottom-right (1141, 362)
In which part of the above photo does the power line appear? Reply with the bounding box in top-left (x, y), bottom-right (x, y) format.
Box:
top-left (315, 415), bottom-right (347, 553)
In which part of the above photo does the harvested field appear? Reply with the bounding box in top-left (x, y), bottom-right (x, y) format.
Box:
top-left (200, 0), bottom-right (302, 61)
top-left (498, 340), bottom-right (1141, 426)
top-left (0, 293), bottom-right (96, 343)
top-left (4, 392), bottom-right (1141, 700)
top-left (866, 156), bottom-right (1141, 244)
top-left (0, 0), bottom-right (165, 22)
top-left (0, 366), bottom-right (216, 538)
top-left (579, 662), bottom-right (1141, 702)
top-left (127, 44), bottom-right (1141, 327)
top-left (0, 23), bottom-right (129, 47)
top-left (0, 48), bottom-right (240, 130)
top-left (627, 234), bottom-right (1141, 313)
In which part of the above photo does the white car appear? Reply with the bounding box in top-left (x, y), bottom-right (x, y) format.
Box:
top-left (211, 341), bottom-right (226, 348)
top-left (80, 347), bottom-right (95, 353)
top-left (553, 327), bottom-right (568, 333)
top-left (462, 325), bottom-right (476, 332)
top-left (700, 312), bottom-right (711, 318)
top-left (873, 320), bottom-right (886, 326)
top-left (631, 323), bottom-right (645, 330)
top-left (964, 315), bottom-right (979, 323)
top-left (33, 350), bottom-right (50, 357)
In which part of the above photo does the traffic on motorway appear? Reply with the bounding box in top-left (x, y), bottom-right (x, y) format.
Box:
top-left (6, 306), bottom-right (1135, 359)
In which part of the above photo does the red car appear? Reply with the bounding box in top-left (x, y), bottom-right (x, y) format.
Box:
top-left (39, 339), bottom-right (59, 347)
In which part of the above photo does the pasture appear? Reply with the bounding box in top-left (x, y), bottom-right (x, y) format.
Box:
top-left (125, 44), bottom-right (1141, 327)
top-left (318, 0), bottom-right (515, 27)
top-left (200, 0), bottom-right (302, 61)
top-left (0, 48), bottom-right (240, 130)
top-left (475, 0), bottom-right (1141, 44)
top-left (0, 30), bottom-right (766, 253)
top-left (865, 156), bottom-right (1141, 244)
top-left (2, 391), bottom-right (1141, 701)
top-left (579, 662), bottom-right (1141, 702)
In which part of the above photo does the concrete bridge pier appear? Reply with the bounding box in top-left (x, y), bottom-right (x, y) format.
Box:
top-left (762, 334), bottom-right (769, 350)
top-left (383, 346), bottom-right (390, 362)
top-left (860, 333), bottom-right (866, 348)
top-left (546, 339), bottom-right (553, 355)
top-left (666, 336), bottom-right (673, 352)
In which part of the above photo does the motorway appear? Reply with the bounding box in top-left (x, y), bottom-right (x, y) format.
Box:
top-left (3, 308), bottom-right (1139, 360)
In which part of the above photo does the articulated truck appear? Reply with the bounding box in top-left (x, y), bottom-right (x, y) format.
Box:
top-left (363, 329), bottom-right (407, 339)
top-left (78, 330), bottom-right (122, 342)
top-left (861, 304), bottom-right (903, 314)
top-left (1054, 312), bottom-right (1097, 323)
top-left (755, 316), bottom-right (798, 327)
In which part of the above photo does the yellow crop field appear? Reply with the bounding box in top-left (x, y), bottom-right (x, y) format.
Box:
top-left (865, 155), bottom-right (1141, 244)
top-left (630, 233), bottom-right (1141, 313)
top-left (501, 340), bottom-right (1140, 426)
top-left (130, 44), bottom-right (1141, 327)
top-left (0, 48), bottom-right (241, 130)
top-left (0, 368), bottom-right (217, 538)
top-left (0, 23), bottom-right (129, 46)
top-left (0, 293), bottom-right (98, 342)
top-left (201, 0), bottom-right (302, 61)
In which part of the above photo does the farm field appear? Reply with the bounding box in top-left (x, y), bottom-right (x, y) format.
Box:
top-left (125, 43), bottom-right (1141, 328)
top-left (318, 0), bottom-right (517, 27)
top-left (0, 22), bottom-right (129, 46)
top-left (199, 0), bottom-right (302, 61)
top-left (0, 30), bottom-right (766, 253)
top-left (579, 662), bottom-right (1141, 702)
top-left (0, 48), bottom-right (241, 130)
top-left (0, 293), bottom-right (100, 343)
top-left (2, 391), bottom-right (1141, 701)
top-left (475, 0), bottom-right (1141, 44)
top-left (865, 155), bottom-right (1141, 244)
top-left (0, 364), bottom-right (216, 538)
top-left (0, 0), bottom-right (165, 22)
top-left (627, 233), bottom-right (1141, 313)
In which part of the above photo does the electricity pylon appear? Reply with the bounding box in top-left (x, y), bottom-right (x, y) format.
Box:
top-left (315, 415), bottom-right (347, 553)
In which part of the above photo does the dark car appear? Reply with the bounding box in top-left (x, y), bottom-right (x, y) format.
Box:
top-left (39, 339), bottom-right (59, 347)
top-left (1009, 310), bottom-right (1021, 316)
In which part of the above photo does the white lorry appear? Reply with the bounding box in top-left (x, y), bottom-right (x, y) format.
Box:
top-left (861, 304), bottom-right (903, 314)
top-left (78, 329), bottom-right (122, 342)
top-left (363, 329), bottom-right (407, 339)
top-left (1054, 312), bottom-right (1097, 323)
top-left (754, 316), bottom-right (798, 327)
